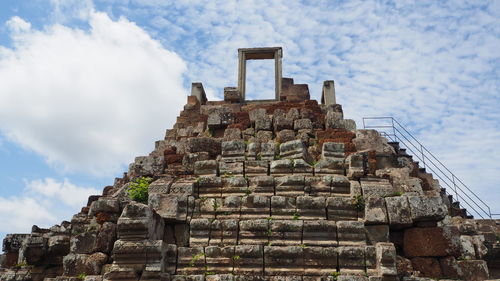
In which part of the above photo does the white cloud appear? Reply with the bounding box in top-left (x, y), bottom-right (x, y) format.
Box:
top-left (0, 178), bottom-right (98, 234)
top-left (26, 178), bottom-right (100, 208)
top-left (0, 11), bottom-right (187, 176)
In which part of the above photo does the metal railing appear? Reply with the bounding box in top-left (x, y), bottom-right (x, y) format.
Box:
top-left (362, 116), bottom-right (495, 219)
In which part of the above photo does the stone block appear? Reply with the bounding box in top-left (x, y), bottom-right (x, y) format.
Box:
top-left (270, 159), bottom-right (293, 175)
top-left (271, 196), bottom-right (297, 220)
top-left (256, 130), bottom-right (273, 143)
top-left (255, 115), bottom-right (273, 131)
top-left (112, 239), bottom-right (165, 271)
top-left (457, 260), bottom-right (489, 281)
top-left (195, 197), bottom-right (221, 219)
top-left (337, 246), bottom-right (365, 274)
top-left (18, 236), bottom-right (47, 265)
top-left (459, 235), bottom-right (476, 259)
top-left (353, 130), bottom-right (395, 154)
top-left (327, 197), bottom-right (358, 221)
top-left (331, 176), bottom-right (351, 196)
top-left (303, 247), bottom-right (337, 276)
top-left (385, 196), bottom-right (412, 228)
top-left (306, 176), bottom-right (332, 196)
top-left (365, 197), bottom-right (388, 225)
top-left (403, 227), bottom-right (452, 257)
top-left (2, 234), bottom-right (30, 253)
top-left (219, 161), bottom-right (244, 177)
top-left (260, 142), bottom-right (277, 160)
top-left (117, 202), bottom-right (164, 240)
top-left (264, 246), bottom-right (304, 276)
top-left (177, 247), bottom-right (206, 275)
top-left (169, 180), bottom-right (196, 195)
top-left (276, 130), bottom-right (296, 143)
top-left (224, 128), bottom-right (242, 140)
top-left (245, 161), bottom-right (269, 176)
top-left (148, 177), bottom-right (173, 194)
top-left (63, 252), bottom-right (108, 276)
top-left (322, 142), bottom-right (345, 158)
top-left (217, 196), bottom-right (242, 219)
top-left (294, 118), bottom-right (312, 131)
top-left (346, 153), bottom-right (365, 179)
top-left (365, 225), bottom-right (389, 244)
top-left (149, 194), bottom-right (188, 223)
top-left (222, 176), bottom-right (248, 197)
top-left (197, 176), bottom-right (222, 197)
top-left (248, 176), bottom-right (275, 196)
top-left (239, 219), bottom-right (269, 245)
top-left (190, 218), bottom-right (211, 246)
top-left (269, 220), bottom-right (303, 246)
top-left (249, 109), bottom-right (267, 123)
top-left (303, 221), bottom-right (337, 247)
top-left (205, 246), bottom-right (235, 274)
top-left (234, 245), bottom-right (264, 275)
top-left (296, 196), bottom-right (326, 220)
top-left (129, 155), bottom-right (166, 177)
top-left (337, 221), bottom-right (366, 246)
top-left (194, 160), bottom-right (218, 176)
top-left (293, 159), bottom-right (313, 175)
top-left (361, 179), bottom-right (394, 198)
top-left (376, 243), bottom-right (397, 277)
top-left (408, 196), bottom-right (447, 222)
top-left (208, 107), bottom-right (234, 129)
top-left (187, 137), bottom-right (221, 158)
top-left (70, 232), bottom-right (97, 254)
top-left (48, 235), bottom-right (70, 256)
top-left (95, 222), bottom-right (117, 254)
top-left (410, 257), bottom-right (442, 279)
top-left (314, 158), bottom-right (344, 175)
top-left (439, 256), bottom-right (463, 279)
top-left (275, 175), bottom-right (305, 196)
top-left (273, 115), bottom-right (294, 132)
top-left (240, 196), bottom-right (270, 219)
top-left (221, 140), bottom-right (246, 161)
top-left (89, 198), bottom-right (120, 217)
top-left (209, 219), bottom-right (239, 246)
top-left (224, 87), bottom-right (240, 103)
top-left (279, 140), bottom-right (311, 162)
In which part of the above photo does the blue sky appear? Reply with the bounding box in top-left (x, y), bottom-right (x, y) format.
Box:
top-left (0, 0), bottom-right (499, 240)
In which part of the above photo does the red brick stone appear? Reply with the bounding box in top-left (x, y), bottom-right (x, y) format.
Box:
top-left (411, 257), bottom-right (442, 278)
top-left (403, 227), bottom-right (450, 257)
top-left (166, 154), bottom-right (184, 164)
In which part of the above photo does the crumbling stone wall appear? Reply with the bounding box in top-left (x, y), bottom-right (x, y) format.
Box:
top-left (1, 79), bottom-right (499, 281)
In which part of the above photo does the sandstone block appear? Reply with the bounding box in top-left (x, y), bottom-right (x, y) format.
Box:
top-left (169, 180), bottom-right (196, 195)
top-left (221, 140), bottom-right (246, 161)
top-left (408, 196), bottom-right (447, 222)
top-left (327, 197), bottom-right (358, 221)
top-left (403, 227), bottom-right (451, 257)
top-left (217, 196), bottom-right (242, 219)
top-left (89, 198), bottom-right (120, 217)
top-left (365, 197), bottom-right (388, 225)
top-left (249, 109), bottom-right (267, 123)
top-left (361, 178), bottom-right (394, 198)
top-left (205, 246), bottom-right (235, 274)
top-left (385, 196), bottom-right (412, 228)
top-left (70, 232), bottom-right (97, 254)
top-left (271, 196), bottom-right (297, 219)
top-left (305, 176), bottom-right (332, 196)
top-left (248, 175), bottom-right (275, 196)
top-left (269, 220), bottom-right (303, 246)
top-left (240, 196), bottom-right (270, 220)
top-left (322, 142), bottom-right (345, 158)
top-left (222, 176), bottom-right (248, 197)
top-left (264, 246), bottom-right (304, 276)
top-left (275, 175), bottom-right (305, 196)
top-left (294, 119), bottom-right (312, 131)
top-left (187, 137), bottom-right (221, 157)
top-left (129, 155), bottom-right (165, 178)
top-left (234, 245), bottom-right (264, 275)
top-left (63, 252), bottom-right (108, 276)
top-left (302, 220), bottom-right (337, 247)
top-left (365, 225), bottom-right (389, 244)
top-left (219, 161), bottom-right (244, 177)
top-left (331, 176), bottom-right (351, 196)
top-left (245, 161), bottom-right (269, 176)
top-left (189, 218), bottom-right (211, 246)
top-left (337, 246), bottom-right (365, 274)
top-left (303, 247), bottom-right (337, 276)
top-left (276, 130), bottom-right (296, 143)
top-left (270, 159), bottom-right (293, 175)
top-left (314, 158), bottom-right (344, 175)
top-left (279, 140), bottom-right (311, 162)
top-left (197, 176), bottom-right (222, 197)
top-left (296, 196), bottom-right (326, 220)
top-left (177, 247), bottom-right (205, 275)
top-left (410, 257), bottom-right (442, 279)
top-left (260, 142), bottom-right (276, 160)
top-left (376, 243), bottom-right (397, 277)
top-left (148, 193), bottom-right (188, 223)
top-left (239, 219), bottom-right (269, 245)
top-left (194, 160), bottom-right (218, 176)
top-left (457, 260), bottom-right (489, 281)
top-left (255, 115), bottom-right (273, 131)
top-left (148, 177), bottom-right (173, 194)
top-left (337, 221), bottom-right (366, 246)
top-left (117, 202), bottom-right (164, 240)
top-left (256, 130), bottom-right (273, 143)
top-left (48, 235), bottom-right (70, 256)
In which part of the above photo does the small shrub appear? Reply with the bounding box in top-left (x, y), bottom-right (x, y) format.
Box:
top-left (330, 272), bottom-right (341, 280)
top-left (352, 195), bottom-right (365, 211)
top-left (383, 191), bottom-right (403, 198)
top-left (127, 176), bottom-right (153, 203)
top-left (15, 262), bottom-right (28, 267)
top-left (232, 255), bottom-right (241, 261)
top-left (189, 252), bottom-right (205, 267)
top-left (244, 188), bottom-right (252, 195)
top-left (77, 273), bottom-right (87, 280)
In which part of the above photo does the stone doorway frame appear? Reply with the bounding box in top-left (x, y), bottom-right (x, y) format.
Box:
top-left (238, 47), bottom-right (282, 101)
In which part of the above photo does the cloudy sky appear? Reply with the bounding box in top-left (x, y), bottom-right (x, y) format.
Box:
top-left (0, 0), bottom-right (498, 239)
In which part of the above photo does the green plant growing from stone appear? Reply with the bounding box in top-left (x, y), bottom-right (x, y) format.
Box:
top-left (232, 255), bottom-right (241, 261)
top-left (383, 191), bottom-right (403, 198)
top-left (352, 195), bottom-right (365, 211)
top-left (212, 201), bottom-right (220, 212)
top-left (292, 212), bottom-right (301, 220)
top-left (127, 176), bottom-right (153, 204)
top-left (266, 227), bottom-right (273, 237)
top-left (15, 262), bottom-right (28, 267)
top-left (244, 188), bottom-right (252, 195)
top-left (77, 273), bottom-right (87, 280)
top-left (330, 271), bottom-right (341, 280)
top-left (189, 252), bottom-right (205, 267)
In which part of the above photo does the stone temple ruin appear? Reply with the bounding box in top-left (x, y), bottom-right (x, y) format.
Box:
top-left (1, 47), bottom-right (499, 281)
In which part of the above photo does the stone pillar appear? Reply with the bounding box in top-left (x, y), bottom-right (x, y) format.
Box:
top-left (191, 82), bottom-right (207, 105)
top-left (321, 80), bottom-right (336, 105)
